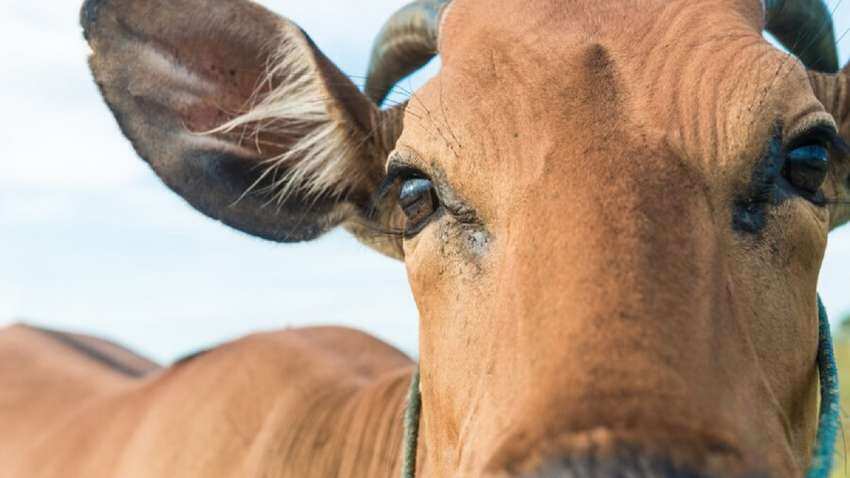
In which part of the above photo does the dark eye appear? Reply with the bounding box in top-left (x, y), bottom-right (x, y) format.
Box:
top-left (399, 178), bottom-right (440, 235)
top-left (783, 144), bottom-right (829, 200)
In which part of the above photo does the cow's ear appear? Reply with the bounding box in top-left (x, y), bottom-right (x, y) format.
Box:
top-left (82, 0), bottom-right (403, 256)
top-left (809, 66), bottom-right (850, 231)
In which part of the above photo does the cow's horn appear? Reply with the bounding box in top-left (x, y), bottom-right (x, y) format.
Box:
top-left (765, 0), bottom-right (839, 73)
top-left (365, 0), bottom-right (451, 106)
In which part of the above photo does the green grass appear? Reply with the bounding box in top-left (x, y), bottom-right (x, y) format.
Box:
top-left (831, 317), bottom-right (850, 478)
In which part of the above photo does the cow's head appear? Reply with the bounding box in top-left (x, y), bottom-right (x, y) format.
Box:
top-left (82, 0), bottom-right (850, 475)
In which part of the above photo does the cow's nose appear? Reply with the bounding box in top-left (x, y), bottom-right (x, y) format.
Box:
top-left (524, 455), bottom-right (737, 478)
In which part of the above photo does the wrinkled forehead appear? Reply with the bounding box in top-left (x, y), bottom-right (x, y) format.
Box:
top-left (402, 0), bottom-right (822, 178)
top-left (438, 0), bottom-right (767, 61)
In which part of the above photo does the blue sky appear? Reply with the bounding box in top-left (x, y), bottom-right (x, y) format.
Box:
top-left (0, 0), bottom-right (848, 363)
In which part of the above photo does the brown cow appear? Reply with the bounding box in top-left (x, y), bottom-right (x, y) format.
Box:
top-left (2, 0), bottom-right (850, 476)
top-left (0, 324), bottom-right (413, 477)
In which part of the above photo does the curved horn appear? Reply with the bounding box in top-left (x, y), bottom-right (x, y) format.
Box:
top-left (765, 0), bottom-right (839, 73)
top-left (365, 0), bottom-right (450, 106)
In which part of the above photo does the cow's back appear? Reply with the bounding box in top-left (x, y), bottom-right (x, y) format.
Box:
top-left (0, 325), bottom-right (413, 478)
top-left (0, 324), bottom-right (160, 474)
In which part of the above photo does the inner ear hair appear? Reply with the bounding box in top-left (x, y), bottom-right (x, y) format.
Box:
top-left (207, 30), bottom-right (386, 209)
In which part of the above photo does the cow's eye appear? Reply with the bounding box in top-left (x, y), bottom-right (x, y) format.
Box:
top-left (399, 178), bottom-right (439, 235)
top-left (783, 144), bottom-right (829, 202)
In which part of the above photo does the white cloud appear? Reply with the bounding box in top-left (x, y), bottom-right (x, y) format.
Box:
top-left (0, 103), bottom-right (148, 189)
top-left (0, 0), bottom-right (147, 190)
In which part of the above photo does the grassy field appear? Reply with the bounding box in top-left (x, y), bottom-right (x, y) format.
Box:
top-left (830, 318), bottom-right (850, 477)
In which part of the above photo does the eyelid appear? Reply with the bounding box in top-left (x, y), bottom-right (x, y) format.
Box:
top-left (386, 163), bottom-right (428, 181)
top-left (379, 155), bottom-right (430, 191)
top-left (371, 153), bottom-right (434, 215)
top-left (785, 115), bottom-right (838, 150)
top-left (386, 147), bottom-right (427, 171)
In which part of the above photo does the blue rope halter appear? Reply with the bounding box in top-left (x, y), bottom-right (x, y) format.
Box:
top-left (808, 295), bottom-right (840, 478)
top-left (401, 295), bottom-right (840, 477)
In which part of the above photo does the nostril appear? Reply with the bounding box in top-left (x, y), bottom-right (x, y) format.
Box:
top-left (527, 455), bottom-right (730, 478)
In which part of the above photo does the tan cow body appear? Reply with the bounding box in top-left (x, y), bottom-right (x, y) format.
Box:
top-left (0, 325), bottom-right (413, 477)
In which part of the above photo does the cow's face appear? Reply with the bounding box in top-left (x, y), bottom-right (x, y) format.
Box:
top-left (83, 0), bottom-right (850, 475)
top-left (394, 1), bottom-right (850, 475)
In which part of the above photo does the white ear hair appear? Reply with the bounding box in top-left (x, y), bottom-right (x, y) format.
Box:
top-left (211, 37), bottom-right (367, 206)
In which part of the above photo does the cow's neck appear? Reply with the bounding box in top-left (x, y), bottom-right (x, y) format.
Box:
top-left (275, 367), bottom-right (414, 477)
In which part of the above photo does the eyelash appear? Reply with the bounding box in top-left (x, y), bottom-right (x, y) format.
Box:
top-left (787, 124), bottom-right (842, 151)
top-left (363, 164), bottom-right (436, 238)
top-left (373, 164), bottom-right (425, 203)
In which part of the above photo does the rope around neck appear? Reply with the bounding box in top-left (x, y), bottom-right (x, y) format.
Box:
top-left (808, 296), bottom-right (840, 478)
top-left (401, 295), bottom-right (840, 478)
top-left (401, 371), bottom-right (421, 478)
